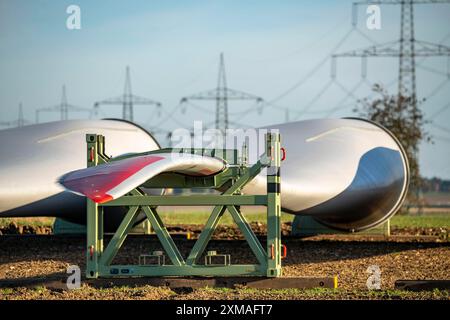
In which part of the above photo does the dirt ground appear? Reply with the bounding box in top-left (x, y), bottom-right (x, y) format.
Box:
top-left (0, 231), bottom-right (449, 300)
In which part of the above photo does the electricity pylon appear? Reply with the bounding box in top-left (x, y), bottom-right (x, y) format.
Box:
top-left (36, 85), bottom-right (90, 123)
top-left (0, 103), bottom-right (32, 128)
top-left (333, 0), bottom-right (450, 106)
top-left (93, 66), bottom-right (162, 122)
top-left (180, 53), bottom-right (264, 133)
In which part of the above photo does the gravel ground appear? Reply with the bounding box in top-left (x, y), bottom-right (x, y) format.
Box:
top-left (0, 234), bottom-right (449, 300)
top-left (1, 286), bottom-right (449, 300)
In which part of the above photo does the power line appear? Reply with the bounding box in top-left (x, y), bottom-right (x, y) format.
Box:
top-left (334, 0), bottom-right (450, 112)
top-left (417, 64), bottom-right (450, 78)
top-left (293, 79), bottom-right (335, 120)
top-left (180, 53), bottom-right (264, 133)
top-left (422, 78), bottom-right (449, 101)
top-left (431, 122), bottom-right (450, 134)
top-left (94, 66), bottom-right (162, 122)
top-left (36, 85), bottom-right (90, 123)
top-left (266, 21), bottom-right (393, 118)
top-left (268, 28), bottom-right (356, 104)
top-left (325, 79), bottom-right (368, 117)
top-left (434, 135), bottom-right (450, 144)
top-left (0, 103), bottom-right (32, 128)
top-left (231, 19), bottom-right (350, 63)
top-left (428, 101), bottom-right (450, 119)
top-left (152, 103), bottom-right (186, 128)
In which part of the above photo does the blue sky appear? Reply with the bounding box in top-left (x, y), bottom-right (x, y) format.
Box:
top-left (1, 0), bottom-right (450, 178)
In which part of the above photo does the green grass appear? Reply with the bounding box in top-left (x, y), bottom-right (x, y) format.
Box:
top-left (158, 211), bottom-right (450, 228)
top-left (390, 214), bottom-right (450, 228)
top-left (0, 217), bottom-right (54, 228)
top-left (158, 211), bottom-right (293, 225)
top-left (0, 211), bottom-right (292, 228)
top-left (0, 288), bottom-right (14, 295)
top-left (1, 212), bottom-right (448, 229)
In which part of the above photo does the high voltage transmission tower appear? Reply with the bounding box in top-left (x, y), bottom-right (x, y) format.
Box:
top-left (180, 53), bottom-right (264, 133)
top-left (0, 103), bottom-right (31, 128)
top-left (36, 85), bottom-right (90, 123)
top-left (93, 66), bottom-right (162, 122)
top-left (333, 0), bottom-right (450, 108)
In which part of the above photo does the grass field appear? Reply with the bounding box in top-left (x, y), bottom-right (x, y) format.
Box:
top-left (0, 217), bottom-right (55, 228)
top-left (157, 210), bottom-right (294, 225)
top-left (1, 212), bottom-right (449, 228)
top-left (390, 214), bottom-right (450, 228)
top-left (159, 211), bottom-right (450, 228)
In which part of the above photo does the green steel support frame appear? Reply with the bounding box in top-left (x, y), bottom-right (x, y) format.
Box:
top-left (85, 132), bottom-right (282, 278)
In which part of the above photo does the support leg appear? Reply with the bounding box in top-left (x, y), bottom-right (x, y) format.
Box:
top-left (98, 206), bottom-right (104, 253)
top-left (266, 133), bottom-right (282, 277)
top-left (86, 199), bottom-right (99, 278)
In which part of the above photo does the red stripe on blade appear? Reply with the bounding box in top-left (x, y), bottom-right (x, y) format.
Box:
top-left (95, 194), bottom-right (113, 204)
top-left (61, 155), bottom-right (164, 203)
